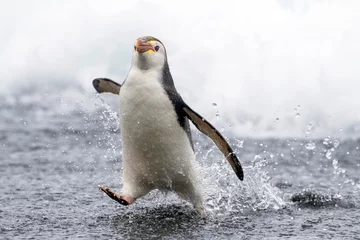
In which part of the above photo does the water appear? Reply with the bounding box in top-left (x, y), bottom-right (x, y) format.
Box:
top-left (1, 90), bottom-right (359, 239)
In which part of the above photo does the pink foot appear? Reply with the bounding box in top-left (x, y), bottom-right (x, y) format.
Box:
top-left (99, 186), bottom-right (135, 206)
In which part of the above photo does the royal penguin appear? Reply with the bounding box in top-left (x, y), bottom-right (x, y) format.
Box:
top-left (93, 36), bottom-right (244, 213)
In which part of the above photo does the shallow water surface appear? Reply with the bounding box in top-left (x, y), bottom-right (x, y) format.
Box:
top-left (1, 97), bottom-right (359, 239)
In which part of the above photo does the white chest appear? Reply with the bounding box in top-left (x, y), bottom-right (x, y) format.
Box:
top-left (119, 68), bottom-right (176, 132)
top-left (118, 67), bottom-right (196, 189)
top-left (119, 68), bottom-right (189, 152)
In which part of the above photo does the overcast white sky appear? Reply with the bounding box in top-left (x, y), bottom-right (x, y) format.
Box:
top-left (1, 0), bottom-right (359, 138)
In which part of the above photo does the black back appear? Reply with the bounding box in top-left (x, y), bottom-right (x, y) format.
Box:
top-left (161, 62), bottom-right (194, 150)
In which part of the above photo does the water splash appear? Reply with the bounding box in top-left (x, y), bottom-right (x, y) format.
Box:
top-left (291, 189), bottom-right (356, 208)
top-left (305, 123), bottom-right (313, 136)
top-left (323, 137), bottom-right (330, 146)
top-left (305, 141), bottom-right (316, 150)
top-left (325, 150), bottom-right (332, 159)
top-left (199, 139), bottom-right (285, 214)
top-left (87, 96), bottom-right (357, 215)
top-left (95, 94), bottom-right (120, 132)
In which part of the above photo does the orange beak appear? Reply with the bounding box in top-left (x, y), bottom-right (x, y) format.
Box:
top-left (135, 39), bottom-right (155, 53)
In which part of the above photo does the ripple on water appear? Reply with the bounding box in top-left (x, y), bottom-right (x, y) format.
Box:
top-left (291, 189), bottom-right (357, 208)
top-left (2, 94), bottom-right (360, 239)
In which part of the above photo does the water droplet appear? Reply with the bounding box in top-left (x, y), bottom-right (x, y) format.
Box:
top-left (212, 103), bottom-right (217, 107)
top-left (23, 121), bottom-right (27, 126)
top-left (325, 150), bottom-right (332, 159)
top-left (295, 113), bottom-right (300, 117)
top-left (306, 123), bottom-right (313, 134)
top-left (332, 158), bottom-right (338, 169)
top-left (323, 137), bottom-right (330, 146)
top-left (339, 128), bottom-right (343, 132)
top-left (333, 140), bottom-right (340, 148)
top-left (305, 142), bottom-right (316, 150)
top-left (216, 111), bottom-right (220, 119)
top-left (275, 118), bottom-right (280, 121)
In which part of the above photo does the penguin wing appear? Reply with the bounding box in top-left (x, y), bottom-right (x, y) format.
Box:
top-left (92, 78), bottom-right (121, 95)
top-left (183, 105), bottom-right (244, 181)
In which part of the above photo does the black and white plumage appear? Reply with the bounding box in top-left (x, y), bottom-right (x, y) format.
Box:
top-left (93, 36), bottom-right (244, 212)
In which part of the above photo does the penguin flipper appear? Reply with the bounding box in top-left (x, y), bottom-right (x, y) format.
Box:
top-left (92, 78), bottom-right (121, 95)
top-left (183, 105), bottom-right (244, 181)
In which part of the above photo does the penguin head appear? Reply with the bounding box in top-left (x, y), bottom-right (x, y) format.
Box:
top-left (132, 36), bottom-right (167, 70)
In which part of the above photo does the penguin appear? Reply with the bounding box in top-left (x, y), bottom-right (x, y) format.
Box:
top-left (93, 36), bottom-right (244, 212)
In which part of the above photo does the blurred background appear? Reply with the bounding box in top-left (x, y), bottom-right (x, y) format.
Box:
top-left (1, 0), bottom-right (359, 138)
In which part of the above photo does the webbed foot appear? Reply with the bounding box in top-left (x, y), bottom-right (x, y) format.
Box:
top-left (99, 186), bottom-right (135, 206)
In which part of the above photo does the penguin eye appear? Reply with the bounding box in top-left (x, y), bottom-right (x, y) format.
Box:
top-left (155, 46), bottom-right (160, 52)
